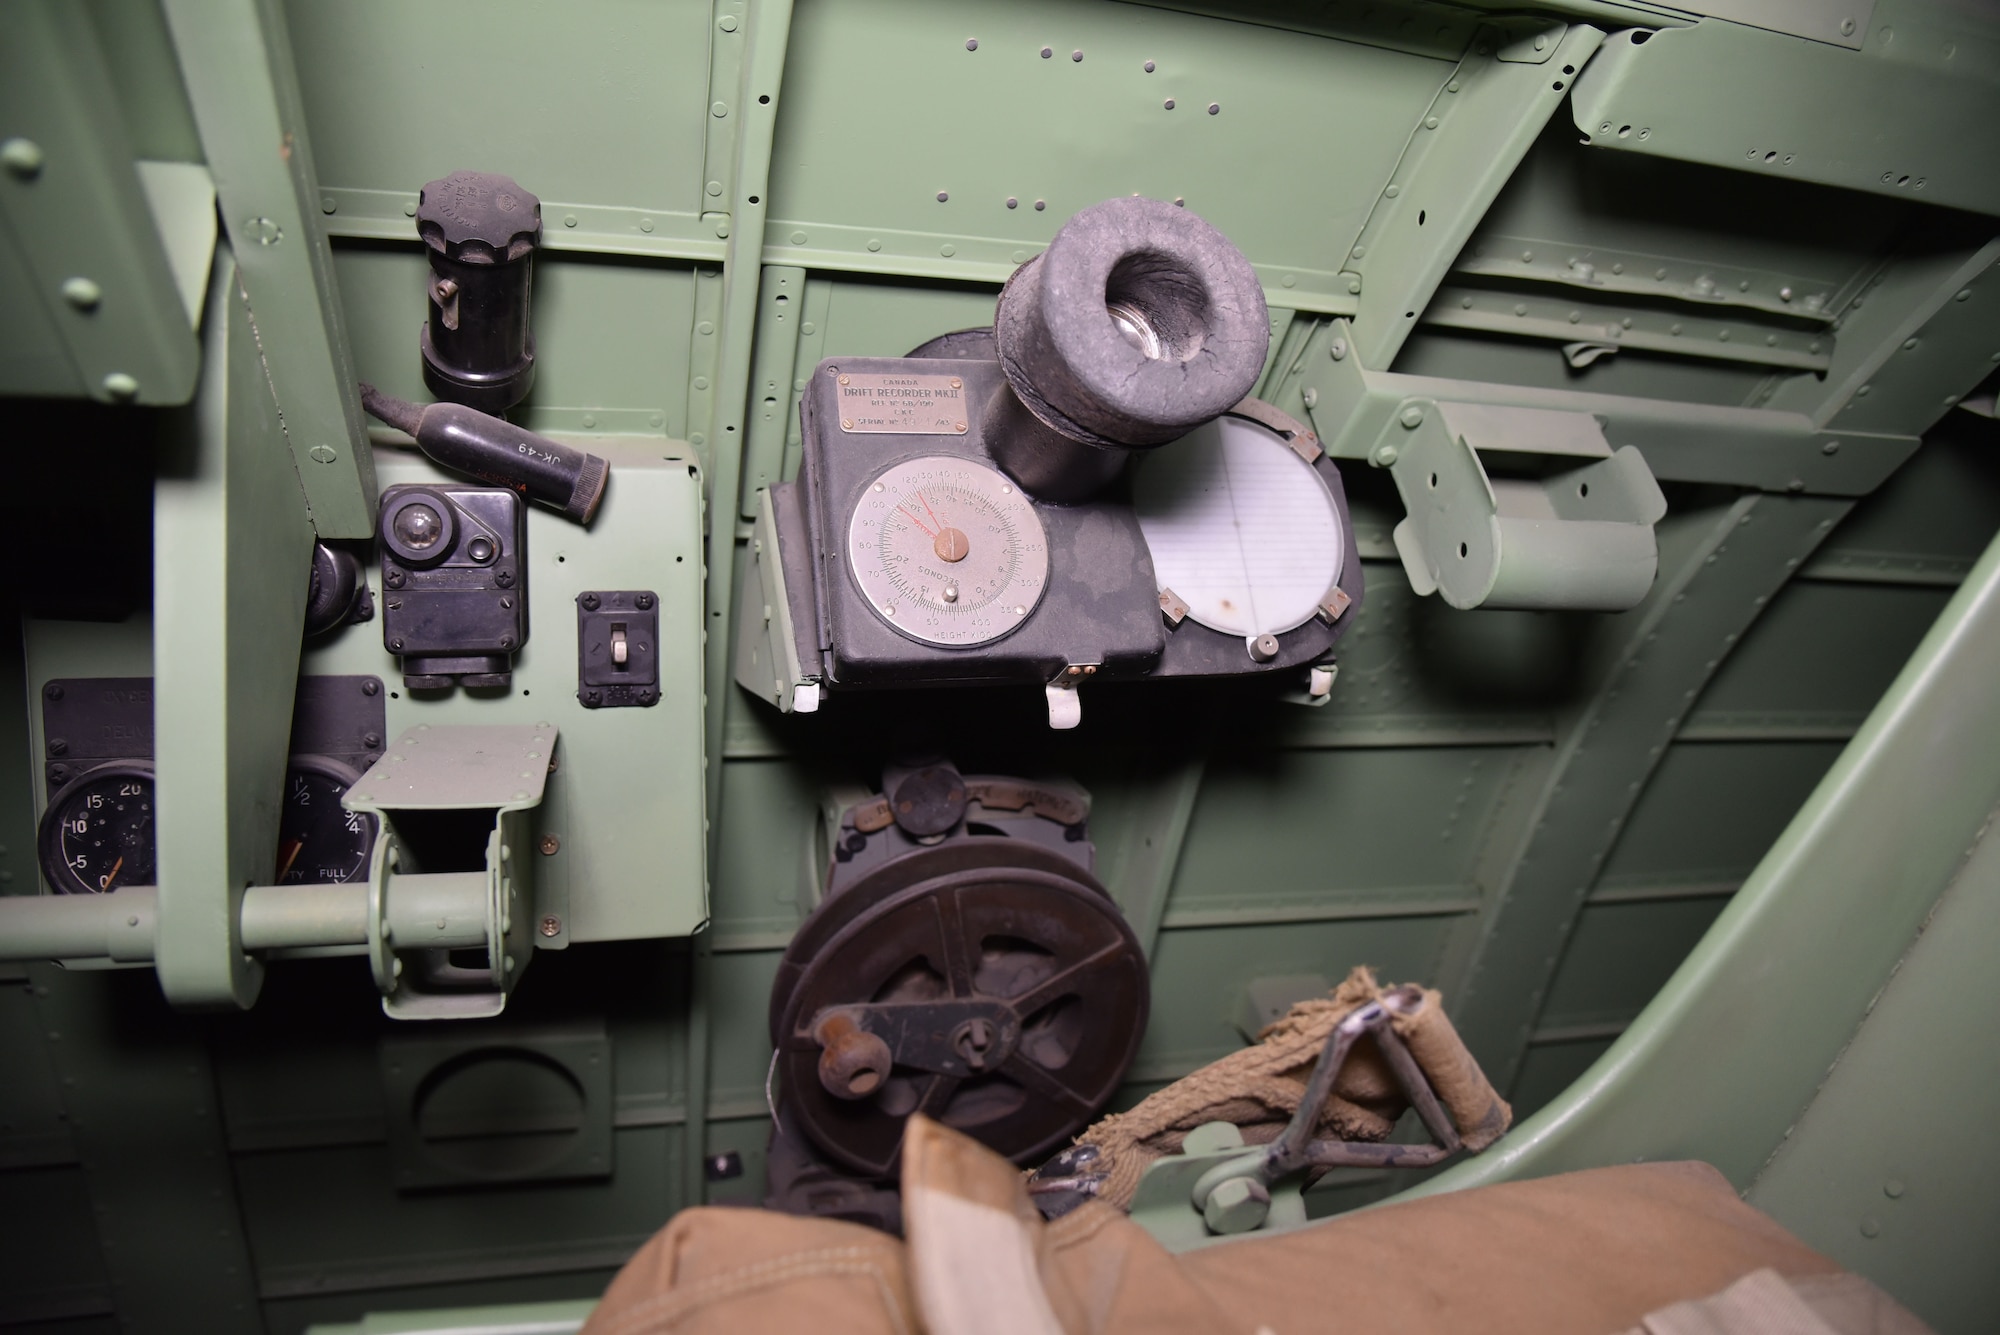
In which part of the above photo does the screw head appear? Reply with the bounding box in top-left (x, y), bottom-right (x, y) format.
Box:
top-left (635, 592), bottom-right (655, 610)
top-left (580, 592), bottom-right (600, 610)
top-left (383, 569), bottom-right (406, 588)
top-left (44, 683), bottom-right (63, 701)
top-left (2, 137), bottom-right (46, 178)
top-left (47, 738), bottom-right (68, 757)
top-left (362, 679), bottom-right (381, 696)
top-left (539, 834), bottom-right (560, 855)
top-left (62, 277), bottom-right (102, 311)
top-left (389, 638), bottom-right (405, 651)
top-left (498, 635), bottom-right (514, 649)
top-left (48, 764), bottom-right (71, 785)
top-left (1371, 443), bottom-right (1400, 468)
top-left (362, 732), bottom-right (382, 749)
top-left (539, 915), bottom-right (562, 938)
top-left (583, 689), bottom-right (602, 707)
top-left (494, 569), bottom-right (515, 588)
top-left (1399, 405), bottom-right (1425, 429)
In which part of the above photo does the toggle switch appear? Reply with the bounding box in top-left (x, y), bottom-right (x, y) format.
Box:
top-left (577, 591), bottom-right (660, 707)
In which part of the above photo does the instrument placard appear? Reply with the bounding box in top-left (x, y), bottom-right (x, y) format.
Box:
top-left (834, 372), bottom-right (970, 434)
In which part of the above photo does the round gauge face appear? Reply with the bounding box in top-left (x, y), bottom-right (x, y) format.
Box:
top-left (1132, 414), bottom-right (1346, 639)
top-left (847, 455), bottom-right (1049, 647)
top-left (38, 764), bottom-right (156, 895)
top-left (274, 757), bottom-right (377, 885)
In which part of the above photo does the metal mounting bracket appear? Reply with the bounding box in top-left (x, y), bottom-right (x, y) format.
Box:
top-left (1045, 663), bottom-right (1100, 730)
top-left (734, 485), bottom-right (821, 713)
top-left (347, 723), bottom-right (558, 1020)
top-left (1379, 399), bottom-right (1668, 611)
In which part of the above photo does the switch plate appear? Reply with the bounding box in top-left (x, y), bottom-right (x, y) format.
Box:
top-left (576, 590), bottom-right (660, 708)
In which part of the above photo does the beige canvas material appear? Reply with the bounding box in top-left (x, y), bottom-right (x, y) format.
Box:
top-left (1179, 1160), bottom-right (1846, 1335)
top-left (1070, 966), bottom-right (1512, 1209)
top-left (900, 1113), bottom-right (1066, 1335)
top-left (577, 1205), bottom-right (916, 1335)
top-left (902, 1114), bottom-right (1235, 1335)
top-left (1392, 982), bottom-right (1512, 1150)
top-left (582, 1126), bottom-right (1873, 1335)
top-left (1623, 1268), bottom-right (1933, 1335)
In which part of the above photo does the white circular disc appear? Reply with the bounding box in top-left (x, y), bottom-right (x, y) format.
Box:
top-left (848, 455), bottom-right (1049, 647)
top-left (1132, 415), bottom-right (1344, 638)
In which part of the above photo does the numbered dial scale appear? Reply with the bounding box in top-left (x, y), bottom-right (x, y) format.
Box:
top-left (37, 763), bottom-right (156, 895)
top-left (847, 456), bottom-right (1049, 647)
top-left (274, 755), bottom-right (377, 885)
top-left (35, 757), bottom-right (377, 893)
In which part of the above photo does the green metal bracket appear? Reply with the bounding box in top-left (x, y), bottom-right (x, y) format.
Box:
top-left (1343, 23), bottom-right (1606, 369)
top-left (1569, 21), bottom-right (2000, 218)
top-left (1295, 317), bottom-right (1917, 497)
top-left (697, 0), bottom-right (797, 1208)
top-left (161, 0), bottom-right (378, 538)
top-left (1128, 1121), bottom-right (1308, 1252)
top-left (734, 487), bottom-right (818, 714)
top-left (1381, 400), bottom-right (1667, 611)
top-left (151, 249), bottom-right (317, 1009)
top-left (1422, 281), bottom-right (1833, 373)
top-left (738, 265), bottom-right (808, 517)
top-left (1767, 236), bottom-right (2000, 437)
top-left (346, 724), bottom-right (557, 1020)
top-left (0, 1), bottom-right (201, 404)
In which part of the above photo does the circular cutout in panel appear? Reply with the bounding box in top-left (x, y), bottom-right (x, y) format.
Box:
top-left (413, 1049), bottom-right (586, 1181)
top-left (1132, 414), bottom-right (1344, 637)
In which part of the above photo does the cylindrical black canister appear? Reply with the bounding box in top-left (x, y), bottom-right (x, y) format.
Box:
top-left (416, 171), bottom-right (542, 414)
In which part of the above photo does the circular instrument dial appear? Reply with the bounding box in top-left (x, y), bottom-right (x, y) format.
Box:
top-left (847, 456), bottom-right (1049, 647)
top-left (1133, 414), bottom-right (1345, 639)
top-left (38, 763), bottom-right (156, 895)
top-left (275, 756), bottom-right (377, 885)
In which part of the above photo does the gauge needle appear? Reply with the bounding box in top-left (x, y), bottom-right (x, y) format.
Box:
top-left (275, 838), bottom-right (304, 884)
top-left (101, 856), bottom-right (124, 892)
top-left (918, 491), bottom-right (944, 531)
top-left (898, 504), bottom-right (936, 537)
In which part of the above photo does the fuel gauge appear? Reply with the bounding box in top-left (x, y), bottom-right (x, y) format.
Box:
top-left (274, 755), bottom-right (377, 885)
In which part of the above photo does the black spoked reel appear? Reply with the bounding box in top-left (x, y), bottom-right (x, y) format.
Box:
top-left (768, 770), bottom-right (1148, 1184)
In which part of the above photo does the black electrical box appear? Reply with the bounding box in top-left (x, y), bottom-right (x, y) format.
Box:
top-left (379, 483), bottom-right (529, 690)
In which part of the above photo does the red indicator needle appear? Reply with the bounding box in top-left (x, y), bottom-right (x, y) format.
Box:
top-left (898, 504), bottom-right (936, 537)
top-left (918, 491), bottom-right (944, 531)
top-left (275, 838), bottom-right (304, 884)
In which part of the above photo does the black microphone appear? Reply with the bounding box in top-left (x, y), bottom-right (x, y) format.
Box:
top-left (359, 384), bottom-right (608, 525)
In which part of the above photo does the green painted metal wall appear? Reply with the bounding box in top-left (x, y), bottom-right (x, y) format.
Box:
top-left (2, 0), bottom-right (1999, 1329)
